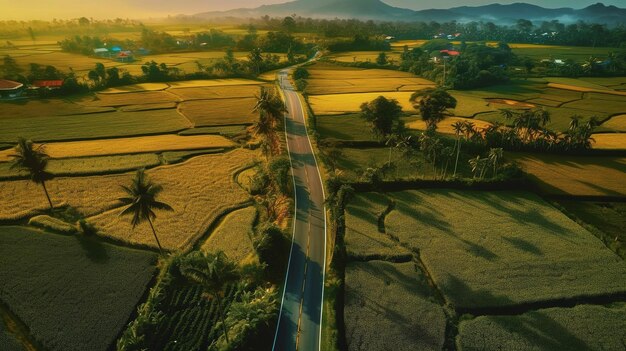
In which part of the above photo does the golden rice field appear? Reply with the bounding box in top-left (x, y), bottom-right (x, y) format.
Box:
top-left (75, 91), bottom-right (181, 107)
top-left (308, 92), bottom-right (415, 115)
top-left (599, 115), bottom-right (626, 132)
top-left (591, 133), bottom-right (626, 150)
top-left (201, 206), bottom-right (257, 263)
top-left (99, 83), bottom-right (170, 94)
top-left (0, 134), bottom-right (234, 161)
top-left (548, 83), bottom-right (626, 95)
top-left (0, 99), bottom-right (115, 119)
top-left (179, 98), bottom-right (258, 126)
top-left (89, 148), bottom-right (256, 251)
top-left (0, 148), bottom-right (255, 227)
top-left (167, 79), bottom-right (265, 88)
top-left (120, 102), bottom-right (178, 112)
top-left (344, 261), bottom-right (447, 351)
top-left (326, 51), bottom-right (402, 63)
top-left (510, 153), bottom-right (626, 196)
top-left (169, 85), bottom-right (265, 100)
top-left (407, 116), bottom-right (493, 134)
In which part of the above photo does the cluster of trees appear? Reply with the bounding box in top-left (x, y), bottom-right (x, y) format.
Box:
top-left (326, 34), bottom-right (390, 52)
top-left (1, 55), bottom-right (85, 95)
top-left (245, 16), bottom-right (626, 48)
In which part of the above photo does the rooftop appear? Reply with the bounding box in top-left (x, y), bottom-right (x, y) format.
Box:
top-left (0, 79), bottom-right (24, 90)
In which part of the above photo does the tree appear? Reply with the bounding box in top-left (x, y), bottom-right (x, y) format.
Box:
top-left (376, 52), bottom-right (388, 65)
top-left (1, 55), bottom-right (23, 79)
top-left (118, 169), bottom-right (173, 255)
top-left (252, 87), bottom-right (287, 157)
top-left (248, 48), bottom-right (263, 75)
top-left (282, 16), bottom-right (296, 33)
top-left (9, 138), bottom-right (54, 210)
top-left (179, 251), bottom-right (239, 344)
top-left (488, 148), bottom-right (504, 177)
top-left (410, 88), bottom-right (457, 130)
top-left (292, 67), bottom-right (309, 80)
top-left (452, 121), bottom-right (464, 177)
top-left (359, 96), bottom-right (403, 139)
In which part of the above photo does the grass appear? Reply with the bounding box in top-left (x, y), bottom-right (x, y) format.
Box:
top-left (0, 134), bottom-right (233, 160)
top-left (179, 98), bottom-right (258, 126)
top-left (308, 92), bottom-right (414, 115)
top-left (476, 106), bottom-right (603, 132)
top-left (0, 109), bottom-right (192, 143)
top-left (344, 260), bottom-right (446, 351)
top-left (88, 148), bottom-right (255, 251)
top-left (511, 45), bottom-right (618, 62)
top-left (562, 97), bottom-right (626, 115)
top-left (0, 321), bottom-right (21, 351)
top-left (592, 133), bottom-right (626, 149)
top-left (0, 226), bottom-right (156, 351)
top-left (457, 303), bottom-right (626, 351)
top-left (547, 83), bottom-right (626, 96)
top-left (27, 215), bottom-right (76, 234)
top-left (377, 189), bottom-right (626, 310)
top-left (201, 206), bottom-right (257, 263)
top-left (344, 193), bottom-right (411, 261)
top-left (557, 201), bottom-right (626, 258)
top-left (510, 153), bottom-right (626, 196)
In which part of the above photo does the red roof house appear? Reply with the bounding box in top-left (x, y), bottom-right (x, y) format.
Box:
top-left (0, 79), bottom-right (25, 99)
top-left (32, 80), bottom-right (64, 88)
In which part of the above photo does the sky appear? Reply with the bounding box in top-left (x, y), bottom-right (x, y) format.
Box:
top-left (0, 0), bottom-right (622, 20)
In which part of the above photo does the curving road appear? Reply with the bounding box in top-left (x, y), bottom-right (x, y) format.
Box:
top-left (272, 68), bottom-right (327, 351)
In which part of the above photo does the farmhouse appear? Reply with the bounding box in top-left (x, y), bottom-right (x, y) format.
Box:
top-left (93, 48), bottom-right (110, 57)
top-left (0, 79), bottom-right (25, 99)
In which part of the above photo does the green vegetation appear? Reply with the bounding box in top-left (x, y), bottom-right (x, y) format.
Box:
top-left (0, 226), bottom-right (156, 351)
top-left (28, 215), bottom-right (77, 234)
top-left (0, 321), bottom-right (21, 351)
top-left (344, 261), bottom-right (446, 351)
top-left (457, 304), bottom-right (626, 351)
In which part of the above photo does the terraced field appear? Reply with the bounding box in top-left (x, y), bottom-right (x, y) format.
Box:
top-left (345, 190), bottom-right (626, 311)
top-left (201, 206), bottom-right (258, 263)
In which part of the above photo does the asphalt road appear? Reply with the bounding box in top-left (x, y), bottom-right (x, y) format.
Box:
top-left (272, 69), bottom-right (326, 351)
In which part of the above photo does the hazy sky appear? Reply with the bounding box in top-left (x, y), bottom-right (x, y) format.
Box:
top-left (0, 0), bottom-right (622, 20)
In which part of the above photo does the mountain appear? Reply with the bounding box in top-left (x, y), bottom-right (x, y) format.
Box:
top-left (193, 1), bottom-right (626, 25)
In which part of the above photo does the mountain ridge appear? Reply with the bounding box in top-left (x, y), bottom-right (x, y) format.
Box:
top-left (193, 1), bottom-right (626, 25)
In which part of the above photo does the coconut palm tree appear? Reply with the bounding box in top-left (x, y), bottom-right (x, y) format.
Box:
top-left (179, 251), bottom-right (239, 344)
top-left (488, 148), bottom-right (504, 177)
top-left (452, 121), bottom-right (464, 177)
top-left (118, 169), bottom-right (173, 255)
top-left (252, 87), bottom-right (287, 157)
top-left (9, 137), bottom-right (54, 210)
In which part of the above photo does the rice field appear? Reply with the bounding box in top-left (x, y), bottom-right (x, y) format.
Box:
top-left (169, 84), bottom-right (264, 100)
top-left (592, 133), bottom-right (626, 149)
top-left (167, 79), bottom-right (265, 88)
top-left (76, 91), bottom-right (181, 107)
top-left (0, 154), bottom-right (161, 179)
top-left (510, 153), bottom-right (626, 196)
top-left (326, 51), bottom-right (402, 64)
top-left (344, 260), bottom-right (446, 351)
top-left (0, 226), bottom-right (156, 351)
top-left (309, 92), bottom-right (414, 115)
top-left (316, 114), bottom-right (377, 141)
top-left (201, 206), bottom-right (257, 263)
top-left (179, 98), bottom-right (258, 126)
top-left (457, 304), bottom-right (626, 351)
top-left (0, 134), bottom-right (234, 161)
top-left (99, 83), bottom-right (170, 94)
top-left (344, 193), bottom-right (412, 261)
top-left (88, 148), bottom-right (256, 250)
top-left (0, 109), bottom-right (191, 143)
top-left (364, 190), bottom-right (626, 310)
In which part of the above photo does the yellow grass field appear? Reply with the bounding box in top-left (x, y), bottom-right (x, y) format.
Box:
top-left (592, 133), bottom-right (626, 150)
top-left (179, 98), bottom-right (258, 126)
top-left (89, 149), bottom-right (255, 250)
top-left (201, 206), bottom-right (257, 262)
top-left (99, 83), bottom-right (170, 94)
top-left (0, 135), bottom-right (234, 160)
top-left (407, 117), bottom-right (493, 134)
top-left (326, 51), bottom-right (402, 63)
top-left (308, 92), bottom-right (415, 115)
top-left (168, 79), bottom-right (265, 88)
top-left (510, 153), bottom-right (626, 196)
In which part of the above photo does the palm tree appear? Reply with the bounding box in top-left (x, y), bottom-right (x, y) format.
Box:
top-left (569, 115), bottom-right (582, 131)
top-left (488, 148), bottom-right (504, 177)
top-left (452, 121), bottom-right (464, 177)
top-left (118, 169), bottom-right (173, 255)
top-left (252, 87), bottom-right (287, 157)
top-left (9, 137), bottom-right (54, 210)
top-left (179, 251), bottom-right (239, 344)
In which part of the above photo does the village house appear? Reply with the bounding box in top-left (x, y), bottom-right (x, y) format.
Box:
top-left (0, 79), bottom-right (25, 99)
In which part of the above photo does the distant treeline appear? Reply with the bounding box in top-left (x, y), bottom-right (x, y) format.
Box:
top-left (246, 16), bottom-right (626, 48)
